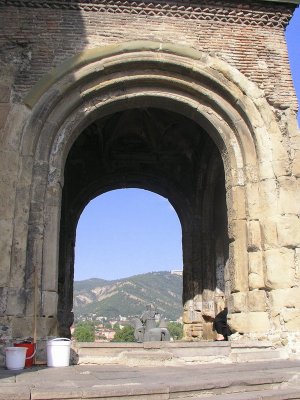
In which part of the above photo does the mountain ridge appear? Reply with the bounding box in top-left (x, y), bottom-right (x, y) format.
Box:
top-left (73, 271), bottom-right (183, 321)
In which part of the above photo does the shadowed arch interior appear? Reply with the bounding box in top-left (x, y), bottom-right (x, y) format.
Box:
top-left (58, 107), bottom-right (228, 338)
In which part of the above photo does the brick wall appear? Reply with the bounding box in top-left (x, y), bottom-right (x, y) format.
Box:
top-left (0, 0), bottom-right (298, 112)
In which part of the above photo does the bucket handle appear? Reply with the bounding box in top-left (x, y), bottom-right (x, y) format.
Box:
top-left (50, 338), bottom-right (71, 342)
top-left (26, 346), bottom-right (36, 360)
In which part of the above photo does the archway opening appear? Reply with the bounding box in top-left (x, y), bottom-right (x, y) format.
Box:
top-left (58, 107), bottom-right (229, 340)
top-left (73, 188), bottom-right (184, 324)
top-left (74, 189), bottom-right (183, 281)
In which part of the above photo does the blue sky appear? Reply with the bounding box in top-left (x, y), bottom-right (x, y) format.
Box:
top-left (75, 9), bottom-right (300, 281)
top-left (286, 7), bottom-right (300, 125)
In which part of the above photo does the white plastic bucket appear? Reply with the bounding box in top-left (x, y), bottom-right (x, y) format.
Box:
top-left (47, 338), bottom-right (71, 367)
top-left (5, 347), bottom-right (27, 370)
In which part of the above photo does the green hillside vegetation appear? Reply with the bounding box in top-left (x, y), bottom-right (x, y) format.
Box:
top-left (73, 271), bottom-right (183, 321)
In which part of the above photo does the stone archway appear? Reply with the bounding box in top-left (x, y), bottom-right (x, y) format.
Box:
top-left (58, 107), bottom-right (228, 339)
top-left (11, 41), bottom-right (297, 342)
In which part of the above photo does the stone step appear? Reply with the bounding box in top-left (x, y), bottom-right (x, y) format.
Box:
top-left (0, 360), bottom-right (299, 400)
top-left (179, 387), bottom-right (300, 400)
top-left (75, 340), bottom-right (288, 365)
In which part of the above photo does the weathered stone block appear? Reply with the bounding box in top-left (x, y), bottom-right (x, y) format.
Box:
top-left (0, 287), bottom-right (8, 316)
top-left (182, 309), bottom-right (203, 324)
top-left (258, 161), bottom-right (274, 181)
top-left (0, 85), bottom-right (10, 102)
top-left (278, 177), bottom-right (300, 215)
top-left (292, 150), bottom-right (300, 178)
top-left (248, 290), bottom-right (266, 312)
top-left (245, 183), bottom-right (260, 219)
top-left (24, 288), bottom-right (41, 317)
top-left (264, 248), bottom-right (294, 289)
top-left (227, 185), bottom-right (246, 222)
top-left (273, 159), bottom-right (291, 178)
top-left (11, 316), bottom-right (57, 338)
top-left (259, 179), bottom-right (279, 216)
top-left (247, 220), bottom-right (262, 251)
top-left (261, 217), bottom-right (278, 250)
top-left (282, 310), bottom-right (300, 331)
top-left (248, 251), bottom-right (265, 289)
top-left (6, 288), bottom-right (26, 316)
top-left (42, 205), bottom-right (60, 292)
top-left (228, 312), bottom-right (270, 333)
top-left (0, 219), bottom-right (13, 287)
top-left (0, 103), bottom-right (10, 129)
top-left (229, 292), bottom-right (248, 313)
top-left (295, 248), bottom-right (300, 282)
top-left (191, 323), bottom-right (203, 338)
top-left (228, 223), bottom-right (248, 292)
top-left (269, 287), bottom-right (300, 311)
top-left (42, 291), bottom-right (58, 317)
top-left (276, 215), bottom-right (300, 248)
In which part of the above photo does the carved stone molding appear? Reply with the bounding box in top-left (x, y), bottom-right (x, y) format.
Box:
top-left (0, 0), bottom-right (294, 28)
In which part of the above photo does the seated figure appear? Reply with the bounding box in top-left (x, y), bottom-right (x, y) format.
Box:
top-left (213, 307), bottom-right (231, 341)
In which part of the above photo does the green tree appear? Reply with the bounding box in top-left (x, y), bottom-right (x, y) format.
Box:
top-left (167, 322), bottom-right (183, 340)
top-left (73, 322), bottom-right (95, 342)
top-left (112, 325), bottom-right (135, 342)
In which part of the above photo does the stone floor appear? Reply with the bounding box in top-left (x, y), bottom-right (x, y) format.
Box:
top-left (0, 359), bottom-right (300, 399)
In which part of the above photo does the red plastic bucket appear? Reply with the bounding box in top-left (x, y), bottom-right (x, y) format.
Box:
top-left (14, 342), bottom-right (36, 368)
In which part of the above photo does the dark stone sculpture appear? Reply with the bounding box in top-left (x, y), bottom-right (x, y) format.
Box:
top-left (132, 304), bottom-right (170, 342)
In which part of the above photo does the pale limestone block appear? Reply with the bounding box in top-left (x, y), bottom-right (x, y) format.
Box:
top-left (227, 185), bottom-right (246, 221)
top-left (261, 217), bottom-right (278, 249)
top-left (42, 291), bottom-right (58, 317)
top-left (228, 222), bottom-right (248, 292)
top-left (247, 311), bottom-right (270, 333)
top-left (0, 218), bottom-right (13, 287)
top-left (247, 220), bottom-right (262, 251)
top-left (228, 219), bottom-right (248, 242)
top-left (269, 287), bottom-right (300, 311)
top-left (183, 324), bottom-right (193, 339)
top-left (276, 215), bottom-right (300, 248)
top-left (264, 248), bottom-right (294, 289)
top-left (229, 292), bottom-right (247, 312)
top-left (249, 273), bottom-right (265, 290)
top-left (278, 177), bottom-right (300, 214)
top-left (273, 159), bottom-right (291, 178)
top-left (245, 182), bottom-right (260, 219)
top-left (259, 161), bottom-right (274, 181)
top-left (282, 310), bottom-right (300, 331)
top-left (182, 309), bottom-right (203, 324)
top-left (292, 150), bottom-right (300, 178)
top-left (248, 290), bottom-right (267, 312)
top-left (228, 312), bottom-right (270, 333)
top-left (295, 248), bottom-right (300, 282)
top-left (259, 179), bottom-right (279, 216)
top-left (245, 164), bottom-right (259, 184)
top-left (191, 323), bottom-right (203, 338)
top-left (248, 251), bottom-right (265, 289)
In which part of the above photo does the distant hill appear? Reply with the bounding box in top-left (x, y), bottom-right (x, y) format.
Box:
top-left (73, 271), bottom-right (183, 321)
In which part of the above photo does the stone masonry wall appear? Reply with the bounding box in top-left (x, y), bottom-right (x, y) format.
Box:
top-left (0, 1), bottom-right (298, 109)
top-left (0, 0), bottom-right (300, 356)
